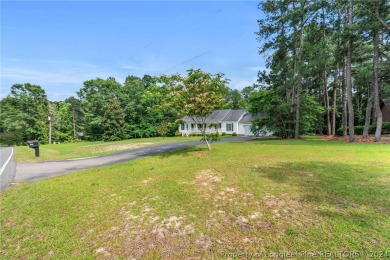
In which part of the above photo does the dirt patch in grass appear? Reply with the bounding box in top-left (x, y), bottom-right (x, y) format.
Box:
top-left (89, 143), bottom-right (155, 154)
top-left (87, 169), bottom-right (327, 258)
top-left (191, 170), bottom-right (326, 253)
top-left (92, 202), bottom-right (199, 259)
top-left (206, 190), bottom-right (324, 249)
top-left (142, 178), bottom-right (153, 185)
top-left (194, 169), bottom-right (222, 193)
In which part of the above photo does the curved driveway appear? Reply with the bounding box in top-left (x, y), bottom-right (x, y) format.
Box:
top-left (5, 137), bottom-right (255, 189)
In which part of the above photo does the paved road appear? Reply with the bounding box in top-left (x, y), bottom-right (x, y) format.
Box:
top-left (6, 137), bottom-right (255, 189)
top-left (0, 147), bottom-right (16, 190)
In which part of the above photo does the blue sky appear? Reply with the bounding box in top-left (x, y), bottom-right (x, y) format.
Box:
top-left (1, 1), bottom-right (265, 101)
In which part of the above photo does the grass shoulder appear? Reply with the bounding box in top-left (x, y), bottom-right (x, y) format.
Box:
top-left (14, 136), bottom-right (201, 162)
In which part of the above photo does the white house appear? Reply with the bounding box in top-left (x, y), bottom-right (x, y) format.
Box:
top-left (178, 109), bottom-right (272, 136)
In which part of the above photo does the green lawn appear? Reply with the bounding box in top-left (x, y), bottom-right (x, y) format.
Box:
top-left (1, 139), bottom-right (389, 259)
top-left (14, 136), bottom-right (201, 162)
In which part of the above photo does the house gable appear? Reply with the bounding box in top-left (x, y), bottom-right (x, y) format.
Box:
top-left (381, 99), bottom-right (390, 122)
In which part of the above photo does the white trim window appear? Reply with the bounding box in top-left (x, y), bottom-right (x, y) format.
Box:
top-left (181, 124), bottom-right (185, 130)
top-left (226, 123), bottom-right (234, 132)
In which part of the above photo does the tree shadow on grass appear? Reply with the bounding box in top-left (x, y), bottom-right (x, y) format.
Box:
top-left (254, 161), bottom-right (390, 227)
top-left (158, 146), bottom-right (208, 159)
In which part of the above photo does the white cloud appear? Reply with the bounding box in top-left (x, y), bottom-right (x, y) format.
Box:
top-left (120, 63), bottom-right (165, 74)
top-left (0, 58), bottom-right (264, 100)
top-left (228, 75), bottom-right (258, 90)
top-left (1, 60), bottom-right (126, 85)
top-left (246, 66), bottom-right (266, 72)
top-left (0, 59), bottom-right (128, 101)
top-left (2, 67), bottom-right (88, 84)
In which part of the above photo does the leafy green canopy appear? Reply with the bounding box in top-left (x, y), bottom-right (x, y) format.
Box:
top-left (249, 89), bottom-right (323, 138)
top-left (172, 68), bottom-right (229, 118)
top-left (0, 84), bottom-right (49, 144)
top-left (145, 68), bottom-right (229, 150)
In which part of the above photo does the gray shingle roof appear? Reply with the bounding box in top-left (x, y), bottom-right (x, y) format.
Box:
top-left (181, 109), bottom-right (231, 123)
top-left (206, 109), bottom-right (231, 122)
top-left (181, 109), bottom-right (262, 124)
top-left (239, 113), bottom-right (264, 123)
top-left (181, 116), bottom-right (198, 123)
top-left (223, 109), bottom-right (247, 121)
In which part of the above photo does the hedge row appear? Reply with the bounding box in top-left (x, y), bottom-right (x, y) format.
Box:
top-left (0, 132), bottom-right (24, 146)
top-left (337, 122), bottom-right (390, 136)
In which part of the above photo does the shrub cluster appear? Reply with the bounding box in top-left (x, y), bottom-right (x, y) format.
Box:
top-left (336, 122), bottom-right (390, 136)
top-left (0, 132), bottom-right (23, 146)
top-left (201, 133), bottom-right (220, 142)
top-left (208, 133), bottom-right (220, 141)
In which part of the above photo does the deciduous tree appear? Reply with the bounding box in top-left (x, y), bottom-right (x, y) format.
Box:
top-left (102, 98), bottom-right (126, 141)
top-left (0, 83), bottom-right (49, 143)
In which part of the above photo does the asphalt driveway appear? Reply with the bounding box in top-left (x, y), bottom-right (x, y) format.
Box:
top-left (5, 137), bottom-right (255, 190)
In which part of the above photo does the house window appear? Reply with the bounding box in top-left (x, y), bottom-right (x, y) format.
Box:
top-left (217, 123), bottom-right (221, 129)
top-left (226, 123), bottom-right (234, 132)
top-left (186, 124), bottom-right (188, 130)
top-left (181, 124), bottom-right (185, 130)
top-left (197, 124), bottom-right (203, 130)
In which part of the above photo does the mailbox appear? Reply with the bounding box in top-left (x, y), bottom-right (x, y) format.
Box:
top-left (27, 140), bottom-right (40, 157)
top-left (27, 140), bottom-right (39, 148)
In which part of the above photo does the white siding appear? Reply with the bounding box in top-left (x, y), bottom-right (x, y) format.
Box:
top-left (238, 123), bottom-right (273, 136)
top-left (178, 123), bottom-right (222, 136)
top-left (238, 123), bottom-right (248, 135)
top-left (223, 121), bottom-right (238, 134)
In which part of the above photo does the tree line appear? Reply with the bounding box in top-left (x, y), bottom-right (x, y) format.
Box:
top-left (251, 0), bottom-right (390, 141)
top-left (0, 71), bottom-right (251, 145)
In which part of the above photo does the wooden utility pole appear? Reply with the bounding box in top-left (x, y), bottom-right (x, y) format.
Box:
top-left (73, 107), bottom-right (76, 140)
top-left (48, 113), bottom-right (52, 144)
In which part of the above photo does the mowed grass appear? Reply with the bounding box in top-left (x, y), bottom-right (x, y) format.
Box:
top-left (1, 139), bottom-right (389, 259)
top-left (14, 136), bottom-right (201, 162)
